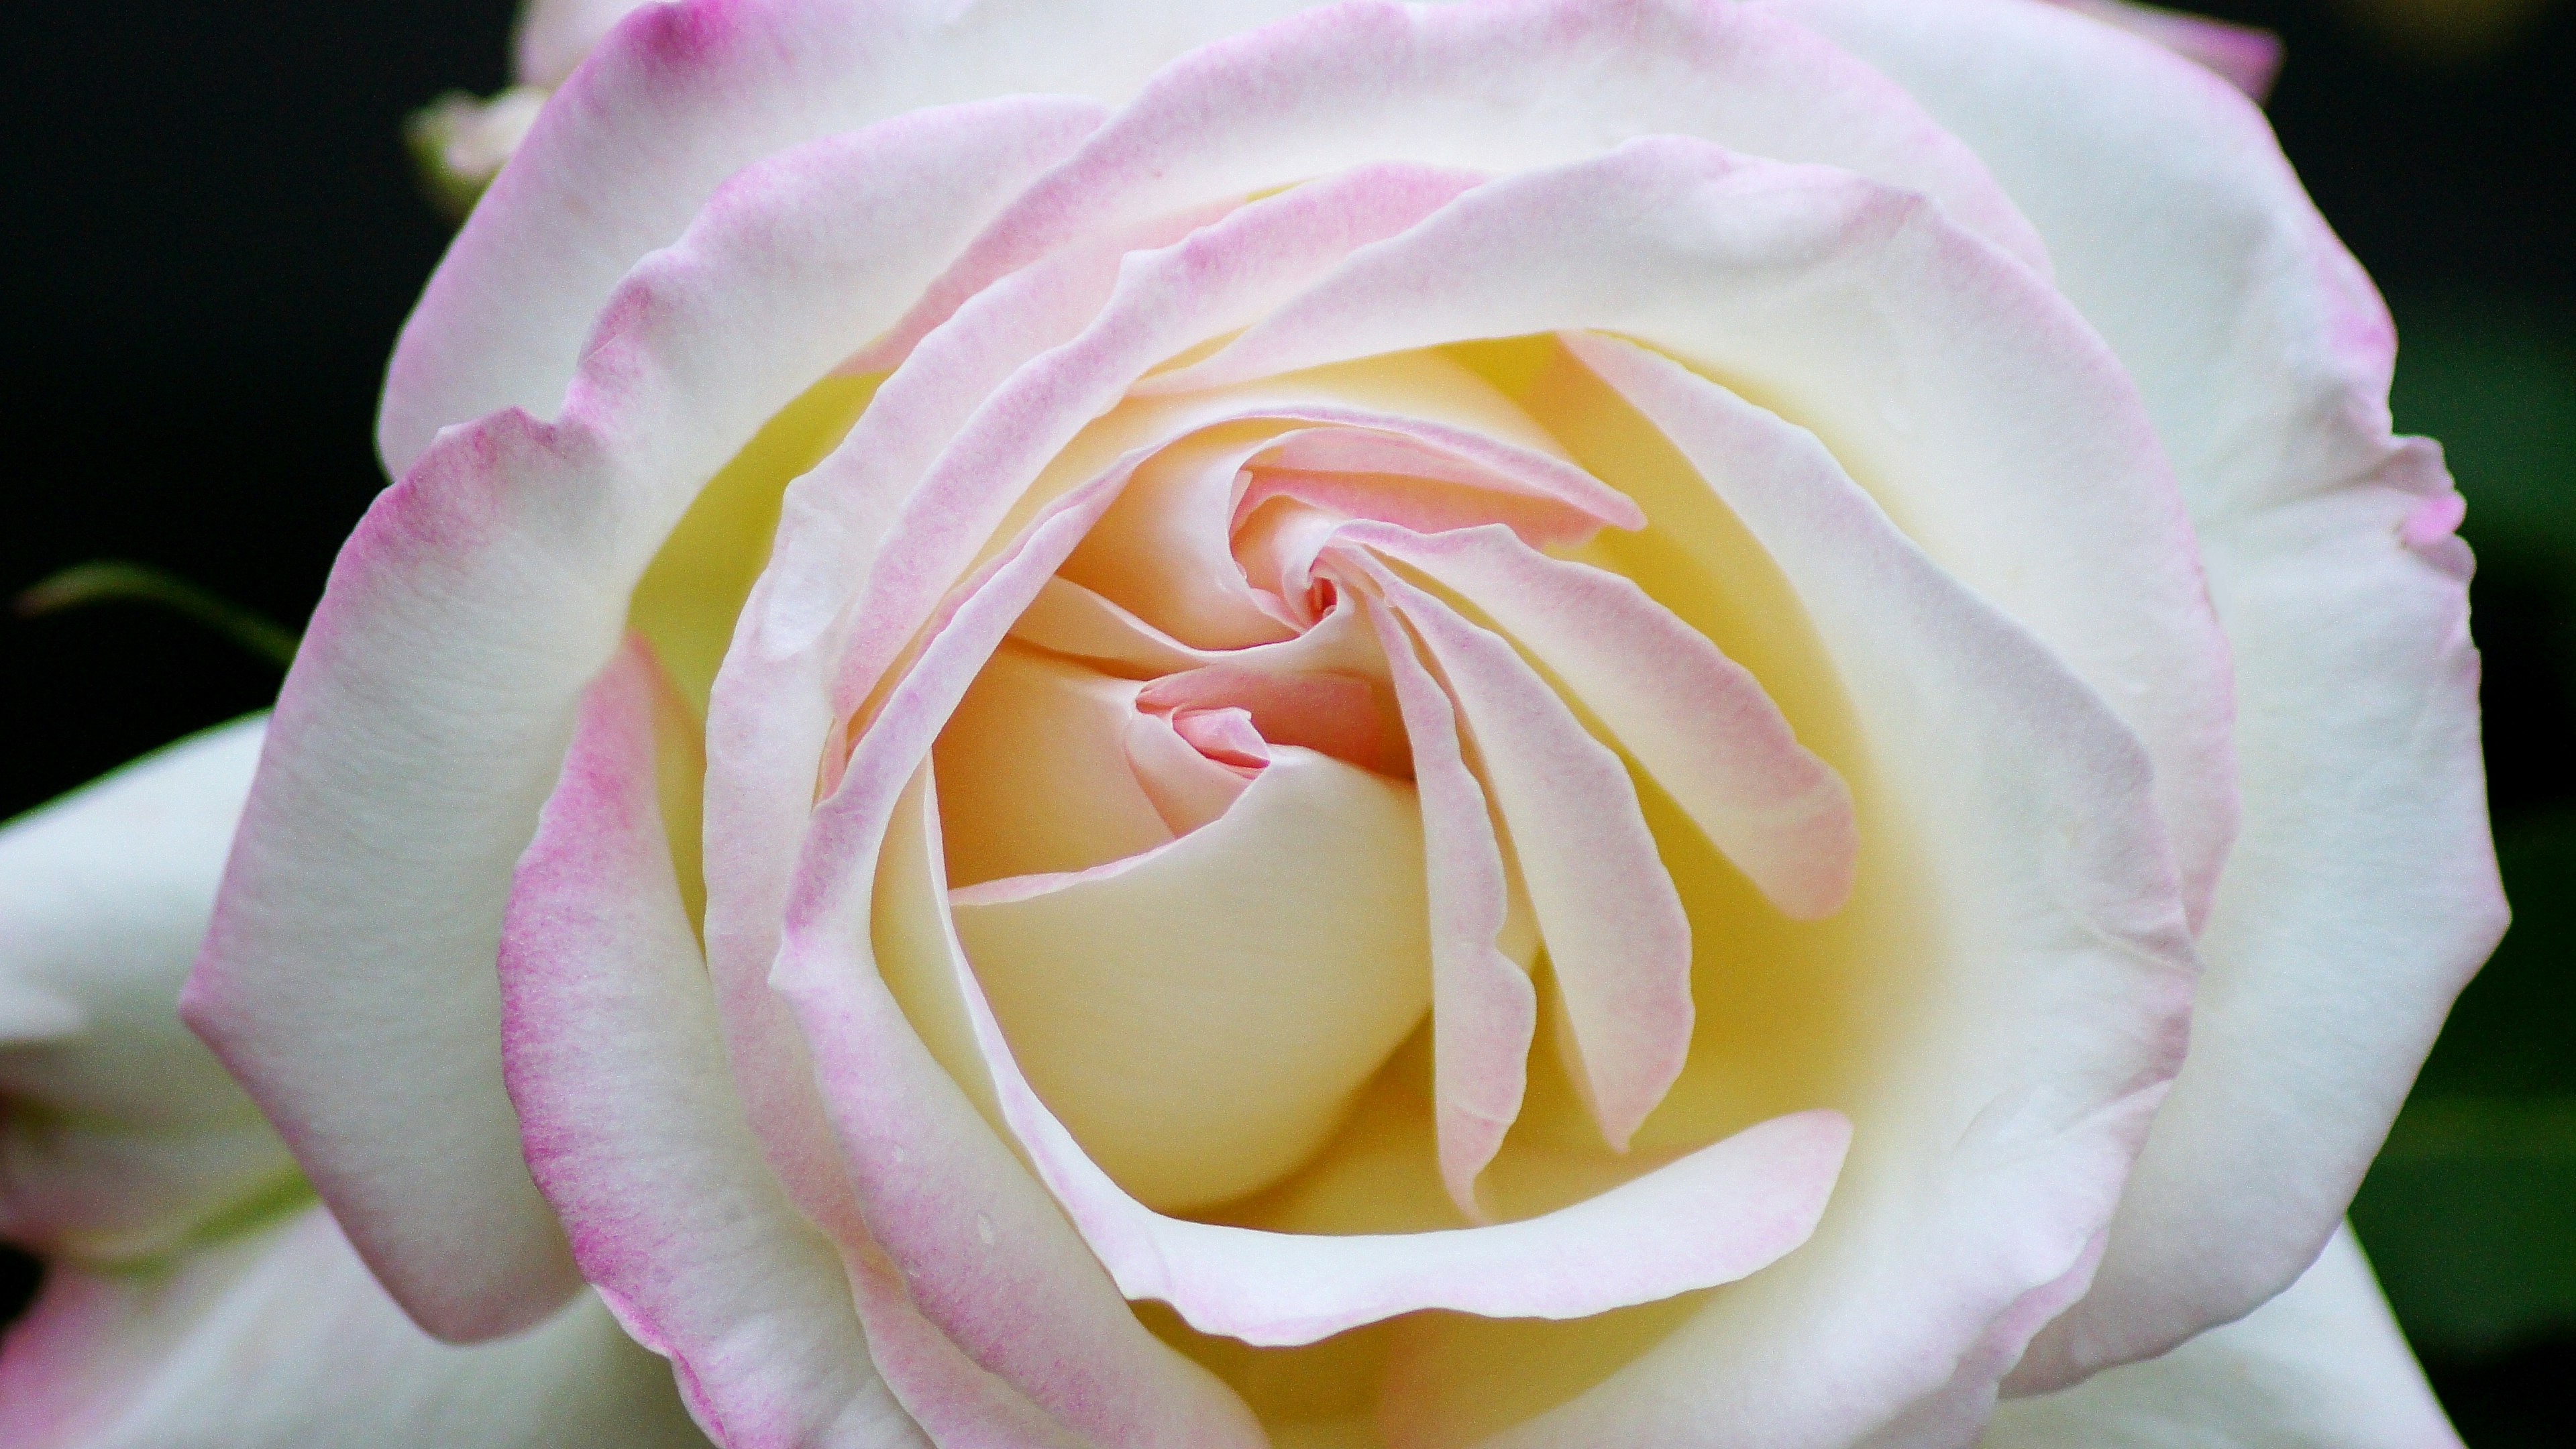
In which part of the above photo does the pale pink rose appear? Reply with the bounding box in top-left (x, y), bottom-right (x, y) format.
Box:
top-left (138, 0), bottom-right (2506, 1444)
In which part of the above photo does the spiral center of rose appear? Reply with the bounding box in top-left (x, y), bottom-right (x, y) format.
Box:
top-left (917, 350), bottom-right (1857, 1218)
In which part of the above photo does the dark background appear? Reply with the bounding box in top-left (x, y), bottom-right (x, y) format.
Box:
top-left (3, 0), bottom-right (2569, 1436)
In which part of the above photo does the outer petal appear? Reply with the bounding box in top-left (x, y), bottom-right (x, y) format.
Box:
top-left (183, 97), bottom-right (1109, 1342)
top-left (1980, 1228), bottom-right (2461, 1448)
top-left (1767, 0), bottom-right (2508, 1383)
top-left (384, 0), bottom-right (1349, 472)
top-left (892, 0), bottom-right (2049, 354)
top-left (0, 1203), bottom-right (708, 1449)
top-left (1342, 521), bottom-right (1856, 920)
top-left (498, 639), bottom-right (924, 1449)
top-left (1456, 337), bottom-right (2196, 1449)
top-left (0, 716), bottom-right (294, 1261)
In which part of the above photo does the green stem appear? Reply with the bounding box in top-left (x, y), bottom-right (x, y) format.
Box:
top-left (14, 561), bottom-right (300, 669)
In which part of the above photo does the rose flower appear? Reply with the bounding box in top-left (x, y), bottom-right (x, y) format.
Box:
top-left (15, 1), bottom-right (2508, 1445)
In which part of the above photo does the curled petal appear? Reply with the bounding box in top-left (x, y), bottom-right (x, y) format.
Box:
top-left (1344, 521), bottom-right (1857, 921)
top-left (931, 757), bottom-right (1850, 1348)
top-left (950, 748), bottom-right (1435, 1213)
top-left (1362, 594), bottom-right (1539, 1218)
top-left (1012, 576), bottom-right (1383, 682)
top-left (934, 645), bottom-right (1179, 887)
top-left (1125, 708), bottom-right (1262, 835)
top-left (499, 639), bottom-right (920, 1449)
top-left (1344, 553), bottom-right (1696, 1157)
top-left (1138, 665), bottom-right (1407, 777)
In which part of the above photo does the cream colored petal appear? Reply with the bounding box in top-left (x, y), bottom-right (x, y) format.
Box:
top-left (932, 643), bottom-right (1177, 889)
top-left (1061, 429), bottom-right (1303, 650)
top-left (947, 748), bottom-right (1432, 1212)
top-left (1124, 708), bottom-right (1259, 837)
top-left (1012, 577), bottom-right (1386, 682)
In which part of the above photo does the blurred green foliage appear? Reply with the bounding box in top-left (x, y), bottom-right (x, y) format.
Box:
top-left (2351, 290), bottom-right (2576, 1382)
top-left (2396, 294), bottom-right (2576, 568)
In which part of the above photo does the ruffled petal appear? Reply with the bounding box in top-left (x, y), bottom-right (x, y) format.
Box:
top-left (894, 0), bottom-right (2047, 348)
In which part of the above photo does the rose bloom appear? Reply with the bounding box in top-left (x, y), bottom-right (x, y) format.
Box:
top-left (0, 0), bottom-right (2508, 1444)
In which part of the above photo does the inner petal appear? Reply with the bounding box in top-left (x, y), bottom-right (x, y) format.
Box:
top-left (1055, 349), bottom-right (1619, 653)
top-left (932, 643), bottom-right (1176, 888)
top-left (949, 749), bottom-right (1436, 1213)
top-left (1138, 665), bottom-right (1409, 779)
top-left (1344, 554), bottom-right (1697, 1159)
top-left (1059, 427), bottom-right (1301, 651)
top-left (840, 300), bottom-right (1903, 1410)
top-left (1124, 705), bottom-right (1261, 838)
top-left (1012, 572), bottom-right (1387, 681)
